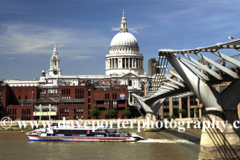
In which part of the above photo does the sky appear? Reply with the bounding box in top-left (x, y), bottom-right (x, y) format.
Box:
top-left (1, 0), bottom-right (240, 80)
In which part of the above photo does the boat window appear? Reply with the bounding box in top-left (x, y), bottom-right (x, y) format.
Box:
top-left (96, 129), bottom-right (108, 134)
top-left (51, 123), bottom-right (58, 127)
top-left (53, 130), bottom-right (89, 134)
top-left (31, 131), bottom-right (37, 134)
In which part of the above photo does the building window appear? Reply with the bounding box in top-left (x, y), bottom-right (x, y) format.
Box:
top-left (173, 97), bottom-right (179, 106)
top-left (128, 80), bottom-right (132, 86)
top-left (74, 108), bottom-right (82, 113)
top-left (75, 88), bottom-right (84, 99)
top-left (113, 101), bottom-right (117, 105)
top-left (105, 93), bottom-right (109, 99)
top-left (118, 100), bottom-right (126, 104)
top-left (62, 88), bottom-right (71, 94)
top-left (96, 101), bottom-right (104, 104)
top-left (112, 93), bottom-right (117, 99)
top-left (104, 101), bottom-right (109, 106)
top-left (74, 115), bottom-right (79, 120)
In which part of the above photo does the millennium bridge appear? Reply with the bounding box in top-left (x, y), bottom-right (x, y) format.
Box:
top-left (133, 39), bottom-right (240, 159)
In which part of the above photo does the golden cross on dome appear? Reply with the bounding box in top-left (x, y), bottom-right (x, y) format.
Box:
top-left (123, 9), bottom-right (125, 17)
top-left (54, 44), bottom-right (56, 49)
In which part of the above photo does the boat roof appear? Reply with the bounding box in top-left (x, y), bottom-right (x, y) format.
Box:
top-left (53, 126), bottom-right (123, 130)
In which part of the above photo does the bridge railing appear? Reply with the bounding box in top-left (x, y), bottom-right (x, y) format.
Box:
top-left (199, 54), bottom-right (240, 71)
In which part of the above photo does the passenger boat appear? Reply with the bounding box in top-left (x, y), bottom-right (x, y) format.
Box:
top-left (26, 122), bottom-right (143, 142)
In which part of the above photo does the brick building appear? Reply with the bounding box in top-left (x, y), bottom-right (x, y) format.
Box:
top-left (0, 81), bottom-right (129, 120)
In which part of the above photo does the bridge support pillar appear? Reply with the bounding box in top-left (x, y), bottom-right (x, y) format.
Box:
top-left (198, 110), bottom-right (240, 159)
top-left (164, 53), bottom-right (240, 159)
top-left (144, 113), bottom-right (158, 131)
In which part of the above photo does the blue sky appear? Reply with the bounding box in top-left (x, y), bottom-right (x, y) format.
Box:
top-left (1, 0), bottom-right (240, 80)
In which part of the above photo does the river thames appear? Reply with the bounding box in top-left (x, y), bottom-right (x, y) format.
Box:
top-left (0, 129), bottom-right (201, 160)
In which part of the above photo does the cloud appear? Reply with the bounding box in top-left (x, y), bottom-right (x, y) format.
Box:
top-left (0, 23), bottom-right (110, 59)
top-left (111, 27), bottom-right (120, 31)
top-left (128, 25), bottom-right (150, 33)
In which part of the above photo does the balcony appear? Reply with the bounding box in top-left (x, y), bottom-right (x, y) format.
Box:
top-left (60, 99), bottom-right (85, 103)
top-left (16, 100), bottom-right (37, 103)
top-left (33, 112), bottom-right (57, 116)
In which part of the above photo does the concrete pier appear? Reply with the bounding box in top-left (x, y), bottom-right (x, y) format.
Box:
top-left (143, 113), bottom-right (158, 131)
top-left (198, 111), bottom-right (240, 159)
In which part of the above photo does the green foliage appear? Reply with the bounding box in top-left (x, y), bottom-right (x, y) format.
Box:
top-left (167, 116), bottom-right (171, 122)
top-left (177, 109), bottom-right (186, 115)
top-left (89, 104), bottom-right (101, 119)
top-left (194, 108), bottom-right (199, 114)
top-left (122, 107), bottom-right (131, 118)
top-left (105, 109), bottom-right (117, 118)
top-left (167, 114), bottom-right (176, 121)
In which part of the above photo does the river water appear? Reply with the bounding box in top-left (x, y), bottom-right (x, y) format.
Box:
top-left (0, 129), bottom-right (201, 160)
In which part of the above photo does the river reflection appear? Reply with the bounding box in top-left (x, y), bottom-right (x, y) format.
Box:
top-left (0, 129), bottom-right (201, 160)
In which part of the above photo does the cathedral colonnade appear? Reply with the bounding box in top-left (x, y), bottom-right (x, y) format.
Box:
top-left (106, 58), bottom-right (143, 69)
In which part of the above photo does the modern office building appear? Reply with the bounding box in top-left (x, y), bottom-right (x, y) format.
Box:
top-left (148, 58), bottom-right (159, 76)
top-left (155, 69), bottom-right (240, 119)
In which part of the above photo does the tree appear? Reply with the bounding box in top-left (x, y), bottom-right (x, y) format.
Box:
top-left (177, 109), bottom-right (186, 116)
top-left (167, 114), bottom-right (176, 122)
top-left (122, 107), bottom-right (131, 118)
top-left (105, 109), bottom-right (117, 118)
top-left (89, 104), bottom-right (101, 119)
top-left (194, 107), bottom-right (199, 118)
top-left (194, 108), bottom-right (199, 114)
top-left (178, 109), bottom-right (186, 115)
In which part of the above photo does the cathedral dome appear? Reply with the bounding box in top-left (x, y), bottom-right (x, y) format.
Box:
top-left (105, 10), bottom-right (144, 76)
top-left (110, 32), bottom-right (138, 47)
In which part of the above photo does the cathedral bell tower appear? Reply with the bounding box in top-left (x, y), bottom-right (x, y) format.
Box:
top-left (49, 44), bottom-right (62, 77)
